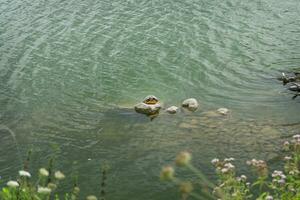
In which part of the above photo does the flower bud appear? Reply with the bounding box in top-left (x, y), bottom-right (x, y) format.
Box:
top-left (160, 166), bottom-right (175, 181)
top-left (39, 168), bottom-right (49, 177)
top-left (54, 171), bottom-right (65, 180)
top-left (179, 182), bottom-right (193, 194)
top-left (86, 195), bottom-right (97, 200)
top-left (47, 183), bottom-right (57, 190)
top-left (175, 151), bottom-right (191, 167)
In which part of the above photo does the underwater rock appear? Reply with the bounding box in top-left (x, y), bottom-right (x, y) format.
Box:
top-left (166, 106), bottom-right (178, 114)
top-left (288, 83), bottom-right (300, 92)
top-left (202, 111), bottom-right (222, 118)
top-left (179, 122), bottom-right (198, 129)
top-left (182, 98), bottom-right (199, 111)
top-left (134, 102), bottom-right (161, 115)
top-left (217, 108), bottom-right (230, 115)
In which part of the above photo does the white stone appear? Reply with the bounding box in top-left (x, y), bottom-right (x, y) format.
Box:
top-left (217, 108), bottom-right (229, 115)
top-left (182, 98), bottom-right (199, 111)
top-left (166, 106), bottom-right (178, 114)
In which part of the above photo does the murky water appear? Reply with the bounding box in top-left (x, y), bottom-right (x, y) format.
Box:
top-left (0, 0), bottom-right (300, 199)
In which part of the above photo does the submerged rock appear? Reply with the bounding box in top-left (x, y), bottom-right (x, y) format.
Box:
top-left (166, 106), bottom-right (178, 114)
top-left (134, 102), bottom-right (161, 115)
top-left (202, 111), bottom-right (222, 118)
top-left (288, 83), bottom-right (300, 92)
top-left (179, 122), bottom-right (198, 129)
top-left (182, 98), bottom-right (199, 111)
top-left (217, 108), bottom-right (230, 115)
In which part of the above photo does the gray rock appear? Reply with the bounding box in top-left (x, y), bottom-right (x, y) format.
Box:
top-left (134, 102), bottom-right (161, 115)
top-left (182, 98), bottom-right (199, 111)
top-left (166, 106), bottom-right (178, 114)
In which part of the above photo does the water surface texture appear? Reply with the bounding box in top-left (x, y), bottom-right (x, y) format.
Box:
top-left (1, 0), bottom-right (300, 199)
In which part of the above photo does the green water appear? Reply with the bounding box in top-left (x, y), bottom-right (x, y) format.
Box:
top-left (1, 0), bottom-right (300, 199)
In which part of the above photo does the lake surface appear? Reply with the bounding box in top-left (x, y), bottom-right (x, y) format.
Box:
top-left (0, 0), bottom-right (300, 199)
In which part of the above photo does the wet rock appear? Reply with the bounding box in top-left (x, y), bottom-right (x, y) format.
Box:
top-left (217, 108), bottom-right (230, 115)
top-left (288, 83), bottom-right (300, 92)
top-left (166, 106), bottom-right (178, 114)
top-left (134, 102), bottom-right (161, 115)
top-left (182, 98), bottom-right (199, 111)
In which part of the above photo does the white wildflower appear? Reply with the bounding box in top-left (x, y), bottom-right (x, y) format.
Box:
top-left (19, 170), bottom-right (31, 178)
top-left (86, 195), bottom-right (97, 200)
top-left (224, 157), bottom-right (235, 162)
top-left (224, 163), bottom-right (235, 169)
top-left (265, 195), bottom-right (273, 200)
top-left (39, 168), bottom-right (49, 177)
top-left (211, 158), bottom-right (219, 165)
top-left (293, 134), bottom-right (300, 139)
top-left (7, 181), bottom-right (19, 188)
top-left (284, 156), bottom-right (292, 161)
top-left (278, 179), bottom-right (285, 185)
top-left (54, 171), bottom-right (65, 180)
top-left (221, 168), bottom-right (229, 174)
top-left (37, 187), bottom-right (51, 194)
top-left (241, 175), bottom-right (247, 181)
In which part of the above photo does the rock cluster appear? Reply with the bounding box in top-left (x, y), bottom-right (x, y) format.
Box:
top-left (134, 95), bottom-right (230, 119)
top-left (278, 71), bottom-right (300, 99)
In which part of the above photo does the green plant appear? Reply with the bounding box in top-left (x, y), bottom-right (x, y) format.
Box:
top-left (160, 134), bottom-right (300, 200)
top-left (0, 152), bottom-right (107, 200)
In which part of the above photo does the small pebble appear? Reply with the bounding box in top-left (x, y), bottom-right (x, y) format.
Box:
top-left (166, 106), bottom-right (178, 114)
top-left (217, 108), bottom-right (229, 115)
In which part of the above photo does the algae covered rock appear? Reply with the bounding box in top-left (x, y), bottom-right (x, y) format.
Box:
top-left (182, 98), bottom-right (199, 111)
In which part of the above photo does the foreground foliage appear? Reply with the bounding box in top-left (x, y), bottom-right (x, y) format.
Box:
top-left (0, 154), bottom-right (107, 200)
top-left (160, 134), bottom-right (300, 200)
top-left (1, 134), bottom-right (299, 200)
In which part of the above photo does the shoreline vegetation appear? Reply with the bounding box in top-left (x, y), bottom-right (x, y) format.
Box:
top-left (0, 151), bottom-right (108, 200)
top-left (160, 134), bottom-right (300, 200)
top-left (1, 135), bottom-right (299, 200)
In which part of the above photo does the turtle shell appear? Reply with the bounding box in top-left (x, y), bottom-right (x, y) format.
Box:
top-left (143, 95), bottom-right (159, 105)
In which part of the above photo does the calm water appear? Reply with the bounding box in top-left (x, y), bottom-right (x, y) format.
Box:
top-left (1, 0), bottom-right (300, 199)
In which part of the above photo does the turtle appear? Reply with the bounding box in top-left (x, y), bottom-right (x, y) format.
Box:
top-left (143, 95), bottom-right (159, 105)
top-left (134, 95), bottom-right (161, 117)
